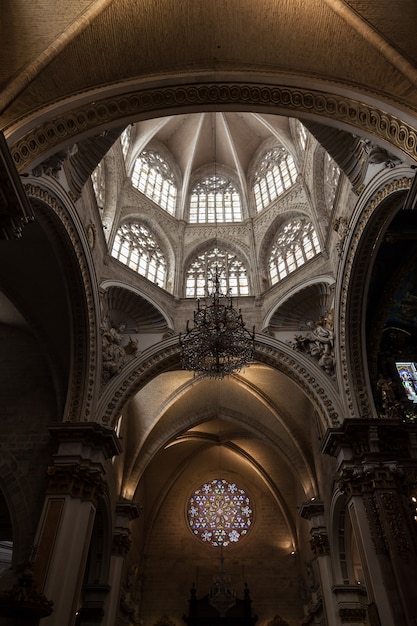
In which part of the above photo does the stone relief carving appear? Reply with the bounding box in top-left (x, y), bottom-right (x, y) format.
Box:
top-left (291, 315), bottom-right (335, 378)
top-left (333, 216), bottom-right (349, 257)
top-left (101, 316), bottom-right (140, 384)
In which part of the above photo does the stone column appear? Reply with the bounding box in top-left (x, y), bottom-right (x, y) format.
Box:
top-left (102, 500), bottom-right (141, 626)
top-left (299, 500), bottom-right (338, 625)
top-left (32, 423), bottom-right (121, 626)
top-left (323, 419), bottom-right (417, 626)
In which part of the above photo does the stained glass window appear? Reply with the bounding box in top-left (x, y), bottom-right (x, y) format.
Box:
top-left (187, 479), bottom-right (253, 547)
top-left (189, 175), bottom-right (242, 223)
top-left (253, 147), bottom-right (297, 211)
top-left (269, 218), bottom-right (320, 285)
top-left (131, 150), bottom-right (177, 214)
top-left (396, 362), bottom-right (417, 403)
top-left (185, 248), bottom-right (249, 298)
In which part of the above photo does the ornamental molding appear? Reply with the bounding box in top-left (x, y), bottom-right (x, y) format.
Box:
top-left (183, 225), bottom-right (252, 261)
top-left (337, 176), bottom-right (412, 418)
top-left (24, 182), bottom-right (98, 422)
top-left (98, 334), bottom-right (341, 428)
top-left (9, 82), bottom-right (417, 174)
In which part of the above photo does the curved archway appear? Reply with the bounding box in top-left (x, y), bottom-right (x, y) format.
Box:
top-left (8, 81), bottom-right (417, 176)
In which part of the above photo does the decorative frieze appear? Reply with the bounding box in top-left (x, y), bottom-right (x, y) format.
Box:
top-left (10, 83), bottom-right (417, 175)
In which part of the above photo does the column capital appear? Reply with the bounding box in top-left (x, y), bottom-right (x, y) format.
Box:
top-left (46, 463), bottom-right (106, 503)
top-left (310, 531), bottom-right (330, 557)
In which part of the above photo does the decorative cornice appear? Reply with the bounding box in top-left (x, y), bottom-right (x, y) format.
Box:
top-left (48, 422), bottom-right (122, 459)
top-left (9, 83), bottom-right (417, 173)
top-left (299, 500), bottom-right (324, 521)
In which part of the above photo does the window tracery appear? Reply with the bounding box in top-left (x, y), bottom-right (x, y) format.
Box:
top-left (121, 125), bottom-right (133, 159)
top-left (187, 479), bottom-right (253, 547)
top-left (253, 147), bottom-right (297, 211)
top-left (111, 221), bottom-right (167, 287)
top-left (91, 161), bottom-right (105, 208)
top-left (269, 218), bottom-right (320, 285)
top-left (185, 247), bottom-right (249, 298)
top-left (189, 175), bottom-right (242, 223)
top-left (131, 150), bottom-right (177, 214)
top-left (324, 152), bottom-right (341, 209)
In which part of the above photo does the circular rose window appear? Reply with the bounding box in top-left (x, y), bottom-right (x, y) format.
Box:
top-left (187, 478), bottom-right (253, 547)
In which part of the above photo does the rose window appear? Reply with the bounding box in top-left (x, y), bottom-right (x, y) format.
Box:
top-left (187, 479), bottom-right (253, 547)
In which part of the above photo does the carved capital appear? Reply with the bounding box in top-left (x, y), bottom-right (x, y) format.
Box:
top-left (112, 531), bottom-right (132, 557)
top-left (47, 464), bottom-right (105, 503)
top-left (310, 531), bottom-right (329, 557)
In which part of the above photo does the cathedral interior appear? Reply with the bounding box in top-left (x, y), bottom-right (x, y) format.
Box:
top-left (1, 2), bottom-right (417, 626)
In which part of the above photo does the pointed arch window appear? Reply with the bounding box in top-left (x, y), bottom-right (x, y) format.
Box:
top-left (131, 150), bottom-right (177, 214)
top-left (186, 247), bottom-right (249, 298)
top-left (189, 175), bottom-right (242, 223)
top-left (253, 147), bottom-right (297, 211)
top-left (269, 218), bottom-right (320, 285)
top-left (111, 221), bottom-right (167, 287)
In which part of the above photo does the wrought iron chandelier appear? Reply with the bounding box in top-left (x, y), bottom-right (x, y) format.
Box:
top-left (179, 269), bottom-right (255, 379)
top-left (208, 550), bottom-right (236, 616)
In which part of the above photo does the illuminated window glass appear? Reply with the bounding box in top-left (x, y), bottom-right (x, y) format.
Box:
top-left (253, 147), bottom-right (297, 212)
top-left (269, 218), bottom-right (320, 285)
top-left (187, 479), bottom-right (253, 547)
top-left (120, 126), bottom-right (133, 159)
top-left (91, 161), bottom-right (105, 207)
top-left (185, 248), bottom-right (249, 298)
top-left (396, 362), bottom-right (417, 403)
top-left (131, 150), bottom-right (177, 214)
top-left (111, 221), bottom-right (167, 287)
top-left (324, 152), bottom-right (341, 209)
top-left (297, 120), bottom-right (308, 151)
top-left (189, 175), bottom-right (242, 223)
